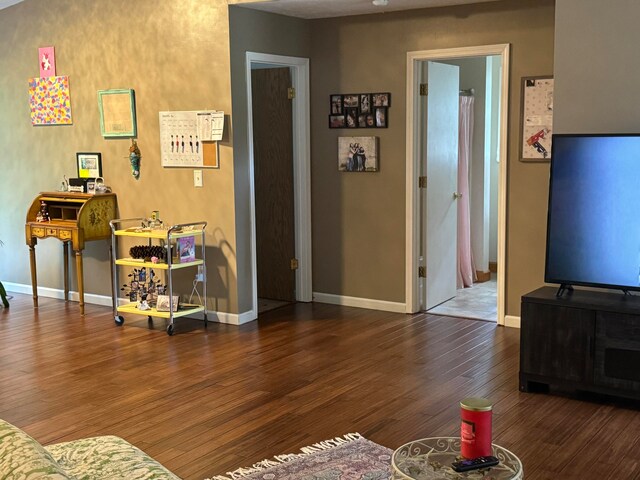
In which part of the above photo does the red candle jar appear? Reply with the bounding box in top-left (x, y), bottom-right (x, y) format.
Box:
top-left (460, 397), bottom-right (493, 459)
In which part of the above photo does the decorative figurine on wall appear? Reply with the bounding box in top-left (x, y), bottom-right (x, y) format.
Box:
top-left (129, 139), bottom-right (141, 179)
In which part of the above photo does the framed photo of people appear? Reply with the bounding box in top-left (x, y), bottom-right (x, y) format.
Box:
top-left (329, 92), bottom-right (390, 129)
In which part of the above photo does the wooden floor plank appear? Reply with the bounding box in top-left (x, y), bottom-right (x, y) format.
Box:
top-left (1, 293), bottom-right (640, 479)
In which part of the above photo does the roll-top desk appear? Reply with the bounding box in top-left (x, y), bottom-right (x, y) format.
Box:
top-left (25, 192), bottom-right (117, 315)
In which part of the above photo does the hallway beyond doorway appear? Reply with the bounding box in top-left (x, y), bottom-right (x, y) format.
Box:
top-left (427, 274), bottom-right (497, 321)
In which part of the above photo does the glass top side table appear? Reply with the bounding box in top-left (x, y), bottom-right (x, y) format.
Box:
top-left (392, 437), bottom-right (523, 480)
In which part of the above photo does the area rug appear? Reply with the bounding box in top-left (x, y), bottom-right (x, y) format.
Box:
top-left (207, 433), bottom-right (393, 480)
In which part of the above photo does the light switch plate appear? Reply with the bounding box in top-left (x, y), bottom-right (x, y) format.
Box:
top-left (194, 170), bottom-right (203, 187)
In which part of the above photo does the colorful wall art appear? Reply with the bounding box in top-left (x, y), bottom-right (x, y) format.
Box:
top-left (28, 75), bottom-right (72, 125)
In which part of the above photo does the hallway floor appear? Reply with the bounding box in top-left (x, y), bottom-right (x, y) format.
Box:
top-left (428, 273), bottom-right (497, 321)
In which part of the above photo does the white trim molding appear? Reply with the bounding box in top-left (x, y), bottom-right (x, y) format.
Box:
top-left (245, 52), bottom-right (312, 323)
top-left (504, 315), bottom-right (521, 329)
top-left (405, 44), bottom-right (510, 326)
top-left (4, 282), bottom-right (252, 324)
top-left (198, 310), bottom-right (255, 325)
top-left (4, 282), bottom-right (115, 307)
top-left (313, 292), bottom-right (406, 313)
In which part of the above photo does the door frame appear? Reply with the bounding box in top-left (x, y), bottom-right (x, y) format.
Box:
top-left (405, 44), bottom-right (510, 325)
top-left (246, 52), bottom-right (312, 315)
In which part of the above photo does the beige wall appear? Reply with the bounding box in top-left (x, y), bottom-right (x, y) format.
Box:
top-left (0, 0), bottom-right (556, 319)
top-left (310, 0), bottom-right (555, 314)
top-left (0, 0), bottom-right (239, 312)
top-left (228, 6), bottom-right (311, 312)
top-left (554, 0), bottom-right (640, 133)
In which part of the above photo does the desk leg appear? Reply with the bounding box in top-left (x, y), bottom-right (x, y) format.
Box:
top-left (75, 250), bottom-right (85, 315)
top-left (29, 244), bottom-right (38, 308)
top-left (63, 241), bottom-right (69, 301)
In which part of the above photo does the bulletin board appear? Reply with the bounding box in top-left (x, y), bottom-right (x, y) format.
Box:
top-left (159, 110), bottom-right (224, 168)
top-left (520, 76), bottom-right (554, 161)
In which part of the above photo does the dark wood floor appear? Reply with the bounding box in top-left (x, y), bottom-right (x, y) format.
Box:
top-left (1, 293), bottom-right (640, 479)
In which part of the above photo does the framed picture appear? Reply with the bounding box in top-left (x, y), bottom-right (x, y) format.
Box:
top-left (338, 136), bottom-right (379, 172)
top-left (329, 92), bottom-right (390, 129)
top-left (345, 108), bottom-right (358, 128)
top-left (343, 94), bottom-right (359, 108)
top-left (330, 94), bottom-right (343, 114)
top-left (372, 92), bottom-right (391, 107)
top-left (360, 94), bottom-right (371, 113)
top-left (76, 152), bottom-right (102, 178)
top-left (97, 89), bottom-right (137, 137)
top-left (365, 113), bottom-right (375, 128)
top-left (176, 236), bottom-right (196, 263)
top-left (520, 76), bottom-right (553, 161)
top-left (375, 107), bottom-right (388, 128)
top-left (156, 295), bottom-right (179, 312)
top-left (329, 114), bottom-right (345, 128)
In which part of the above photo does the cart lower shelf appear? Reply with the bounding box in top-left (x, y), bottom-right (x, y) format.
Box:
top-left (116, 303), bottom-right (205, 319)
top-left (114, 303), bottom-right (207, 336)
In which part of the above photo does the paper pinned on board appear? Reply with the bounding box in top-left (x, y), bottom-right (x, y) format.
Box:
top-left (196, 111), bottom-right (224, 141)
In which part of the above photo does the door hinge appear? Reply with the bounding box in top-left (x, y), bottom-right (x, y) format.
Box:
top-left (419, 83), bottom-right (428, 96)
top-left (418, 176), bottom-right (427, 188)
top-left (290, 258), bottom-right (299, 270)
top-left (418, 266), bottom-right (426, 278)
top-left (288, 87), bottom-right (296, 100)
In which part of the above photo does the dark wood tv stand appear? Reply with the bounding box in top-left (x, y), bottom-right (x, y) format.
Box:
top-left (520, 287), bottom-right (640, 400)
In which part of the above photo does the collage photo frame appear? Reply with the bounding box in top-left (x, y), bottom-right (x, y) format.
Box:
top-left (329, 92), bottom-right (390, 129)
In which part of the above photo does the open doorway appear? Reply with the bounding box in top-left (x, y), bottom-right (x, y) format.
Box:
top-left (405, 45), bottom-right (510, 325)
top-left (245, 52), bottom-right (312, 318)
top-left (251, 66), bottom-right (296, 313)
top-left (425, 56), bottom-right (502, 321)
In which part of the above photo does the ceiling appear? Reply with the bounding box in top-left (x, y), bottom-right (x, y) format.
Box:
top-left (0, 0), bottom-right (502, 18)
top-left (0, 0), bottom-right (22, 10)
top-left (232, 0), bottom-right (502, 19)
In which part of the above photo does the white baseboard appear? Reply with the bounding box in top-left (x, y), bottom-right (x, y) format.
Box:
top-left (199, 309), bottom-right (256, 325)
top-left (4, 282), bottom-right (115, 306)
top-left (312, 292), bottom-right (406, 313)
top-left (504, 315), bottom-right (521, 329)
top-left (3, 282), bottom-right (257, 324)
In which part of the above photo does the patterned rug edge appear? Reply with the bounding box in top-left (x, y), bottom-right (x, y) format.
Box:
top-left (205, 432), bottom-right (364, 480)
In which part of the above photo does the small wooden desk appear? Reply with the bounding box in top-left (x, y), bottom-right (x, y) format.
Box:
top-left (25, 192), bottom-right (117, 315)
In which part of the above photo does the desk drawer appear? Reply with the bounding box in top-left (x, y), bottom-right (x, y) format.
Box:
top-left (58, 229), bottom-right (72, 240)
top-left (31, 226), bottom-right (46, 237)
top-left (46, 227), bottom-right (57, 236)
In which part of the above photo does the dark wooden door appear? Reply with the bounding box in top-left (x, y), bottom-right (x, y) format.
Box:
top-left (251, 67), bottom-right (295, 302)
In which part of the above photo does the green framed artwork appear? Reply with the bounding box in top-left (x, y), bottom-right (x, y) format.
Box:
top-left (97, 89), bottom-right (137, 137)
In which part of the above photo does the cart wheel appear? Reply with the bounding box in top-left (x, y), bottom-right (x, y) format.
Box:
top-left (115, 315), bottom-right (124, 326)
top-left (166, 324), bottom-right (175, 336)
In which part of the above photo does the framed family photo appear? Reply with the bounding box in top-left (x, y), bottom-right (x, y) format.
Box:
top-left (329, 92), bottom-right (390, 129)
top-left (337, 136), bottom-right (379, 172)
top-left (372, 92), bottom-right (390, 107)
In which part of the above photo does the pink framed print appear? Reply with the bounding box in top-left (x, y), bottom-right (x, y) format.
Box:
top-left (39, 46), bottom-right (56, 78)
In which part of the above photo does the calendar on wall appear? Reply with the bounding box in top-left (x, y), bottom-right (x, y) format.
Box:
top-left (520, 76), bottom-right (554, 161)
top-left (159, 110), bottom-right (224, 168)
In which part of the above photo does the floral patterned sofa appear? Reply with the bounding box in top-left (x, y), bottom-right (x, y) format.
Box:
top-left (0, 418), bottom-right (179, 479)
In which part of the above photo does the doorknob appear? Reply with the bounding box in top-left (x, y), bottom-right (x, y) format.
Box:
top-left (453, 192), bottom-right (463, 199)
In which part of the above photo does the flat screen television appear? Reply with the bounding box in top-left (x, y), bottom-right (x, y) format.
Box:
top-left (545, 134), bottom-right (640, 294)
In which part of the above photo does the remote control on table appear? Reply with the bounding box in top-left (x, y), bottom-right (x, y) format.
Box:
top-left (451, 455), bottom-right (499, 472)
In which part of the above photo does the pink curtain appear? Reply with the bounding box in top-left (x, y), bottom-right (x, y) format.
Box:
top-left (457, 95), bottom-right (477, 288)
